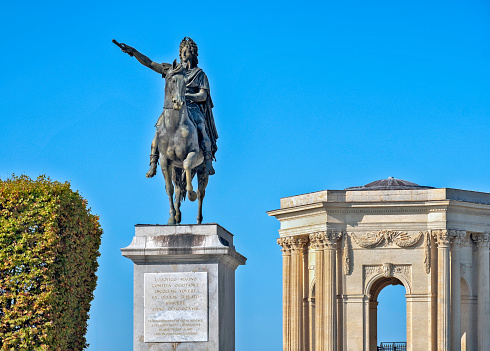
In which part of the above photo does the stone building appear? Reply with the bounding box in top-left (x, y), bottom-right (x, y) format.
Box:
top-left (268, 178), bottom-right (490, 351)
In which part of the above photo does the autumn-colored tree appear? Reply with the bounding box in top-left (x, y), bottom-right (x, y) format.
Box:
top-left (0, 175), bottom-right (102, 350)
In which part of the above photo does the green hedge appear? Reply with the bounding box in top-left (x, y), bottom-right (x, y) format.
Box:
top-left (0, 175), bottom-right (102, 350)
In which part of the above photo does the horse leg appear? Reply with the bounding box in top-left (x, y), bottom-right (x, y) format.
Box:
top-left (183, 151), bottom-right (198, 202)
top-left (160, 158), bottom-right (176, 224)
top-left (196, 168), bottom-right (209, 224)
top-left (173, 168), bottom-right (184, 224)
top-left (174, 188), bottom-right (182, 224)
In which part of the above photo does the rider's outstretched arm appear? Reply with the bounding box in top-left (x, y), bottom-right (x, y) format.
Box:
top-left (117, 42), bottom-right (170, 75)
top-left (133, 51), bottom-right (168, 74)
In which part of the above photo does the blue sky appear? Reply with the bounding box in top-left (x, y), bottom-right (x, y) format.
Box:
top-left (1, 0), bottom-right (489, 349)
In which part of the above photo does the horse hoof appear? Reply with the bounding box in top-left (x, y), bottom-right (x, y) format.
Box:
top-left (146, 164), bottom-right (157, 178)
top-left (167, 217), bottom-right (176, 225)
top-left (188, 191), bottom-right (197, 202)
top-left (175, 213), bottom-right (181, 224)
top-left (197, 217), bottom-right (202, 224)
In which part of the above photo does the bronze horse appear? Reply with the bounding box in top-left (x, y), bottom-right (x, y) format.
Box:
top-left (157, 61), bottom-right (209, 224)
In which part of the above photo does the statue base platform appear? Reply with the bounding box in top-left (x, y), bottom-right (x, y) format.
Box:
top-left (121, 224), bottom-right (246, 351)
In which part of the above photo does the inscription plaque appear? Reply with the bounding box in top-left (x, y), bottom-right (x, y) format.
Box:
top-left (144, 272), bottom-right (208, 342)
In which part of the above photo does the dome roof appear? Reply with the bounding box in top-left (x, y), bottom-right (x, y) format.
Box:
top-left (345, 177), bottom-right (433, 191)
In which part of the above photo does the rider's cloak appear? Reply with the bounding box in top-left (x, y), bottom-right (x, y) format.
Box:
top-left (184, 67), bottom-right (218, 158)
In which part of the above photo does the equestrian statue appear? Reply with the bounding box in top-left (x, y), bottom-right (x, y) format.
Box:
top-left (113, 37), bottom-right (218, 224)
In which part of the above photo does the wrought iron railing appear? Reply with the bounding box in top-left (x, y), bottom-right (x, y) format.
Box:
top-left (377, 342), bottom-right (407, 351)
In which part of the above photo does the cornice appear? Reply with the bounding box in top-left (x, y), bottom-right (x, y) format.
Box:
top-left (269, 198), bottom-right (490, 220)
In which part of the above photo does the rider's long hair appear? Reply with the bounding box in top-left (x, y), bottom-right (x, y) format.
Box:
top-left (179, 37), bottom-right (198, 66)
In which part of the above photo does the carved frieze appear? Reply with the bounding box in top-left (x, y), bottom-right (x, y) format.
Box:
top-left (350, 230), bottom-right (423, 249)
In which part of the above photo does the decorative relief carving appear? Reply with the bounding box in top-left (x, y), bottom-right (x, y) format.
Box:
top-left (393, 232), bottom-right (424, 247)
top-left (290, 237), bottom-right (309, 252)
top-left (393, 265), bottom-right (411, 280)
top-left (364, 264), bottom-right (412, 292)
top-left (343, 234), bottom-right (352, 275)
top-left (308, 231), bottom-right (342, 250)
top-left (308, 233), bottom-right (324, 250)
top-left (277, 236), bottom-right (309, 254)
top-left (432, 230), bottom-right (451, 247)
top-left (277, 237), bottom-right (292, 254)
top-left (450, 230), bottom-right (467, 248)
top-left (381, 263), bottom-right (393, 277)
top-left (350, 230), bottom-right (423, 249)
top-left (423, 231), bottom-right (431, 274)
top-left (365, 266), bottom-right (378, 277)
top-left (472, 233), bottom-right (490, 249)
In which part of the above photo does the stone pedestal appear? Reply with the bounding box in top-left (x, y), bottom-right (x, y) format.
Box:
top-left (121, 224), bottom-right (246, 351)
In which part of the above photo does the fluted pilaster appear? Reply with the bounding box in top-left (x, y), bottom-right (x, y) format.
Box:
top-left (278, 237), bottom-right (292, 351)
top-left (434, 230), bottom-right (451, 351)
top-left (290, 237), bottom-right (308, 351)
top-left (310, 233), bottom-right (325, 351)
top-left (450, 230), bottom-right (465, 351)
top-left (310, 231), bottom-right (341, 351)
top-left (473, 233), bottom-right (490, 351)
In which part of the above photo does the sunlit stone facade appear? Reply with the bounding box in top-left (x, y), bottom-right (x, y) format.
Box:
top-left (268, 179), bottom-right (490, 351)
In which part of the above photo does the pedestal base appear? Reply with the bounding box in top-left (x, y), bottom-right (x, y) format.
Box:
top-left (121, 224), bottom-right (246, 351)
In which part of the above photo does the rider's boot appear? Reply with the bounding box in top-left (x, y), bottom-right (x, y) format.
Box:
top-left (204, 152), bottom-right (215, 175)
top-left (146, 154), bottom-right (159, 178)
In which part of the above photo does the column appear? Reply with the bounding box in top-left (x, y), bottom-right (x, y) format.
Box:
top-left (278, 238), bottom-right (292, 351)
top-left (435, 230), bottom-right (451, 351)
top-left (323, 232), bottom-right (340, 351)
top-left (474, 233), bottom-right (490, 351)
top-left (290, 237), bottom-right (308, 351)
top-left (308, 297), bottom-right (315, 351)
top-left (451, 230), bottom-right (465, 351)
top-left (369, 301), bottom-right (378, 351)
top-left (310, 233), bottom-right (325, 351)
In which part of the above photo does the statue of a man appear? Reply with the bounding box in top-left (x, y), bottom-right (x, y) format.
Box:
top-left (117, 37), bottom-right (218, 176)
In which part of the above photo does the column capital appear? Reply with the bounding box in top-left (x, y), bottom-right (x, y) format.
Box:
top-left (309, 231), bottom-right (342, 250)
top-left (449, 230), bottom-right (467, 248)
top-left (472, 233), bottom-right (490, 249)
top-left (289, 236), bottom-right (309, 252)
top-left (433, 229), bottom-right (452, 248)
top-left (277, 237), bottom-right (292, 254)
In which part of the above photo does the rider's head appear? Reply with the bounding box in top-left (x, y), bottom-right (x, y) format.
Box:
top-left (179, 37), bottom-right (198, 66)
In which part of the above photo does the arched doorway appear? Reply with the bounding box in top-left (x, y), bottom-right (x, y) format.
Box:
top-left (368, 276), bottom-right (407, 351)
top-left (377, 284), bottom-right (407, 349)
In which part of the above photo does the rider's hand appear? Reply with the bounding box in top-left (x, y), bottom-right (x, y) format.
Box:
top-left (120, 43), bottom-right (134, 56)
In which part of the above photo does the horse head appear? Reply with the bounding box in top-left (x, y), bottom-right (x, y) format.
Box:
top-left (164, 60), bottom-right (186, 111)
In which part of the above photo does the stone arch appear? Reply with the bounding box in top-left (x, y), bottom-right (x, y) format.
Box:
top-left (364, 267), bottom-right (412, 300)
top-left (368, 276), bottom-right (405, 302)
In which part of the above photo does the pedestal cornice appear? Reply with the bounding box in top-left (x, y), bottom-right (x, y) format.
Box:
top-left (121, 224), bottom-right (246, 269)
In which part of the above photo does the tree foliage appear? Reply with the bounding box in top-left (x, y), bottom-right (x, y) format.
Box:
top-left (0, 175), bottom-right (102, 350)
